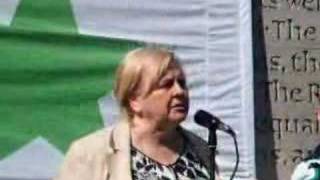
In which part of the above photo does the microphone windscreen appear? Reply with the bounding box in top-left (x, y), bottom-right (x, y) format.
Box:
top-left (194, 110), bottom-right (214, 128)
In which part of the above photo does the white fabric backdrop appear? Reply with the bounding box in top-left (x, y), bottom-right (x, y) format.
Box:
top-left (73, 0), bottom-right (254, 179)
top-left (0, 0), bottom-right (254, 179)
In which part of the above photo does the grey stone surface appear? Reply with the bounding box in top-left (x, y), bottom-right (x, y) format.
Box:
top-left (254, 0), bottom-right (320, 179)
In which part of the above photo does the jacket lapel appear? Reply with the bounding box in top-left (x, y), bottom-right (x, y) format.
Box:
top-left (180, 127), bottom-right (215, 179)
top-left (108, 120), bottom-right (132, 180)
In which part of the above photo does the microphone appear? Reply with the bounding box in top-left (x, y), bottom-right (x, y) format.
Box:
top-left (195, 110), bottom-right (239, 180)
top-left (194, 110), bottom-right (235, 137)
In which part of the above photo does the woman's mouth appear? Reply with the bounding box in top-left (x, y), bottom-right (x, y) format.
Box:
top-left (171, 104), bottom-right (187, 111)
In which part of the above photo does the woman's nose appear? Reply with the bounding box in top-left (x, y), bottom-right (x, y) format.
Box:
top-left (173, 80), bottom-right (186, 95)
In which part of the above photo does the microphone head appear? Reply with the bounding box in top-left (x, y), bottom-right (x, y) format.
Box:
top-left (194, 110), bottom-right (236, 137)
top-left (194, 110), bottom-right (216, 128)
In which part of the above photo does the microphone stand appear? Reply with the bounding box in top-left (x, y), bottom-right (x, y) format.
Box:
top-left (209, 126), bottom-right (239, 180)
top-left (208, 124), bottom-right (218, 180)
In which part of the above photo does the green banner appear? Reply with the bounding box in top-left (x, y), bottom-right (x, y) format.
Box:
top-left (0, 0), bottom-right (139, 158)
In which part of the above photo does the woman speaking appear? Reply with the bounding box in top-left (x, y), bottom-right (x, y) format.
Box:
top-left (55, 48), bottom-right (220, 180)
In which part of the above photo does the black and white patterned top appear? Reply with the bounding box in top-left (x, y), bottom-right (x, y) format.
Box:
top-left (131, 141), bottom-right (210, 180)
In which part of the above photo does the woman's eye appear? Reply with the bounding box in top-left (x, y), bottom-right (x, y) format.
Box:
top-left (178, 79), bottom-right (186, 88)
top-left (159, 80), bottom-right (173, 88)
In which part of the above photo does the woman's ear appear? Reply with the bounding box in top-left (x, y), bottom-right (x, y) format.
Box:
top-left (129, 96), bottom-right (142, 114)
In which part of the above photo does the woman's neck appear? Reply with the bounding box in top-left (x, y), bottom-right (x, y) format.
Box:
top-left (130, 116), bottom-right (184, 165)
top-left (130, 116), bottom-right (180, 146)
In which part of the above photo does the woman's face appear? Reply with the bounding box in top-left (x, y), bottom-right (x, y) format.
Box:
top-left (131, 65), bottom-right (189, 129)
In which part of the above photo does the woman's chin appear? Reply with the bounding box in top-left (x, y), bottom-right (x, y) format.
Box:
top-left (168, 112), bottom-right (188, 123)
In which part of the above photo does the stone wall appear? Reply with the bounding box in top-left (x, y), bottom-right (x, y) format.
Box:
top-left (254, 0), bottom-right (320, 179)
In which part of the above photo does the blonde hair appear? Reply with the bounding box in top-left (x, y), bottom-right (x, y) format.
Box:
top-left (113, 47), bottom-right (181, 120)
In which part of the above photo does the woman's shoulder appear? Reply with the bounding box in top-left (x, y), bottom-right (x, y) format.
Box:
top-left (67, 126), bottom-right (116, 155)
top-left (179, 127), bottom-right (208, 147)
top-left (179, 126), bottom-right (220, 178)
